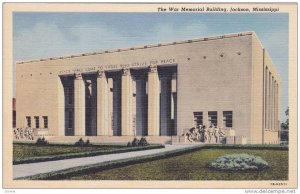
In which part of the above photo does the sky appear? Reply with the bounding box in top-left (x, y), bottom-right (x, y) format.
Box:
top-left (13, 12), bottom-right (289, 121)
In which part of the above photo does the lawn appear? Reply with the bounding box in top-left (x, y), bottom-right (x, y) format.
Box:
top-left (13, 143), bottom-right (123, 161)
top-left (69, 148), bottom-right (288, 180)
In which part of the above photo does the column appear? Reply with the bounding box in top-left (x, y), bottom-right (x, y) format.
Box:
top-left (217, 111), bottom-right (223, 128)
top-left (121, 68), bottom-right (133, 136)
top-left (74, 73), bottom-right (86, 136)
top-left (57, 77), bottom-right (65, 136)
top-left (203, 111), bottom-right (209, 128)
top-left (148, 65), bottom-right (160, 136)
top-left (97, 71), bottom-right (109, 136)
top-left (160, 75), bottom-right (172, 136)
top-left (107, 78), bottom-right (113, 136)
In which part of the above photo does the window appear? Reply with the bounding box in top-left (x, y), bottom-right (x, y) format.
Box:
top-left (208, 111), bottom-right (217, 126)
top-left (68, 112), bottom-right (73, 129)
top-left (43, 116), bottom-right (48, 128)
top-left (34, 116), bottom-right (39, 128)
top-left (65, 87), bottom-right (73, 105)
top-left (193, 112), bottom-right (203, 128)
top-left (13, 111), bottom-right (16, 128)
top-left (26, 116), bottom-right (31, 127)
top-left (223, 111), bottom-right (233, 127)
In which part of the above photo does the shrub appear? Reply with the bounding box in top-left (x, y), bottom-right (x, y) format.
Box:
top-left (128, 137), bottom-right (148, 147)
top-left (85, 139), bottom-right (90, 146)
top-left (209, 154), bottom-right (269, 171)
top-left (138, 137), bottom-right (148, 146)
top-left (35, 137), bottom-right (48, 146)
top-left (131, 138), bottom-right (140, 147)
top-left (75, 138), bottom-right (85, 146)
top-left (75, 138), bottom-right (92, 146)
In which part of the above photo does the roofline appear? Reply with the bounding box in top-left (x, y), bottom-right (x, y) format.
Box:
top-left (16, 31), bottom-right (254, 65)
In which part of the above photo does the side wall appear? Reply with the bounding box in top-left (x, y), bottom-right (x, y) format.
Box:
top-left (16, 63), bottom-right (61, 135)
top-left (176, 36), bottom-right (253, 140)
top-left (251, 33), bottom-right (264, 144)
top-left (263, 50), bottom-right (281, 144)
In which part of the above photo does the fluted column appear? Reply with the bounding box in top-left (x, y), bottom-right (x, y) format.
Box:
top-left (148, 65), bottom-right (160, 136)
top-left (97, 71), bottom-right (109, 136)
top-left (121, 68), bottom-right (133, 136)
top-left (74, 73), bottom-right (86, 136)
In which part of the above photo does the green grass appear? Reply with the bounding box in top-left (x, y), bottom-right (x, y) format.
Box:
top-left (13, 143), bottom-right (122, 161)
top-left (69, 148), bottom-right (288, 180)
top-left (13, 143), bottom-right (165, 165)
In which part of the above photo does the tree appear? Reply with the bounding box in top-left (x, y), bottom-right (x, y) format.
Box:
top-left (280, 107), bottom-right (289, 142)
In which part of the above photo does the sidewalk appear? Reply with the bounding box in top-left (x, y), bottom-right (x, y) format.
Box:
top-left (13, 144), bottom-right (203, 179)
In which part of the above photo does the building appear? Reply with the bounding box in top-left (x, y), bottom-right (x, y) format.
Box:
top-left (15, 32), bottom-right (281, 144)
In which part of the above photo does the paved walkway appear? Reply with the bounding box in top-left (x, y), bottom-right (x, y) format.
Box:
top-left (13, 144), bottom-right (203, 179)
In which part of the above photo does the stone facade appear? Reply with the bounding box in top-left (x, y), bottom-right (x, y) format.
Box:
top-left (15, 32), bottom-right (281, 144)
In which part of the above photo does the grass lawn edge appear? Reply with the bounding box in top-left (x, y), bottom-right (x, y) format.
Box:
top-left (13, 144), bottom-right (165, 165)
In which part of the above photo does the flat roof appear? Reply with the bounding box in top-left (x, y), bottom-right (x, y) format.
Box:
top-left (16, 31), bottom-right (254, 64)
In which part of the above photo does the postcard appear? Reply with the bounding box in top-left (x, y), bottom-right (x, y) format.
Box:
top-left (2, 2), bottom-right (297, 190)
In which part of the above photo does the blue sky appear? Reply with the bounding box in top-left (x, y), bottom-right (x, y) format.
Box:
top-left (13, 12), bottom-right (289, 120)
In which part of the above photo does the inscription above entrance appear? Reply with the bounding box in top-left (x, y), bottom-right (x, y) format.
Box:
top-left (58, 58), bottom-right (176, 75)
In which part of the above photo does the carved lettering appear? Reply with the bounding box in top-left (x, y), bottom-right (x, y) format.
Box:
top-left (160, 58), bottom-right (175, 64)
top-left (57, 58), bottom-right (176, 75)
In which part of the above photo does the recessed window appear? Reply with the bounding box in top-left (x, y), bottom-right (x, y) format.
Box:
top-left (65, 87), bottom-right (73, 105)
top-left (68, 112), bottom-right (73, 129)
top-left (34, 116), bottom-right (39, 128)
top-left (43, 116), bottom-right (48, 128)
top-left (223, 111), bottom-right (233, 128)
top-left (13, 111), bottom-right (16, 128)
top-left (208, 111), bottom-right (218, 126)
top-left (193, 112), bottom-right (203, 128)
top-left (26, 116), bottom-right (31, 127)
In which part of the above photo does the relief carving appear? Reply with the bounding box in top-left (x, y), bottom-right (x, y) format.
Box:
top-left (149, 64), bottom-right (158, 73)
